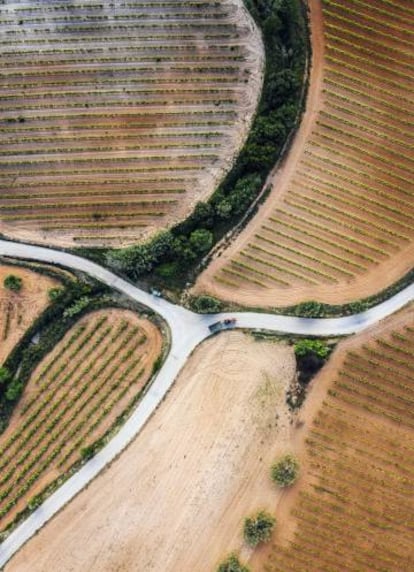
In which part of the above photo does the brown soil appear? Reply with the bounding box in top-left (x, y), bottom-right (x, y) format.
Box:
top-left (0, 0), bottom-right (264, 248)
top-left (249, 303), bottom-right (414, 571)
top-left (194, 0), bottom-right (414, 308)
top-left (6, 331), bottom-right (297, 572)
top-left (0, 263), bottom-right (59, 364)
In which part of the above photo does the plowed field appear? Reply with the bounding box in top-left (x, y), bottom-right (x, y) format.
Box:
top-left (0, 0), bottom-right (263, 247)
top-left (196, 0), bottom-right (414, 307)
top-left (251, 304), bottom-right (414, 571)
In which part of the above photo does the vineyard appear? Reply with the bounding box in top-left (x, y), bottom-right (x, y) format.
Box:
top-left (198, 0), bottom-right (414, 306)
top-left (0, 263), bottom-right (59, 364)
top-left (0, 0), bottom-right (262, 247)
top-left (262, 306), bottom-right (414, 571)
top-left (0, 308), bottom-right (161, 531)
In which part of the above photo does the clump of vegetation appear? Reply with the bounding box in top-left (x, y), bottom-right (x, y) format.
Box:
top-left (217, 554), bottom-right (250, 572)
top-left (243, 510), bottom-right (276, 547)
top-left (3, 274), bottom-right (23, 292)
top-left (191, 295), bottom-right (222, 314)
top-left (48, 287), bottom-right (63, 301)
top-left (294, 339), bottom-right (330, 385)
top-left (0, 367), bottom-right (23, 402)
top-left (271, 454), bottom-right (300, 487)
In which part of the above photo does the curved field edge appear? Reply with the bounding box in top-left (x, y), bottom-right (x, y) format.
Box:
top-left (194, 0), bottom-right (414, 308)
top-left (250, 303), bottom-right (414, 571)
top-left (0, 0), bottom-right (264, 248)
top-left (0, 261), bottom-right (61, 368)
top-left (84, 0), bottom-right (309, 285)
top-left (0, 307), bottom-right (163, 540)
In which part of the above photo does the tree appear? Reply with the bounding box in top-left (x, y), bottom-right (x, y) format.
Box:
top-left (294, 339), bottom-right (329, 359)
top-left (243, 510), bottom-right (276, 547)
top-left (4, 274), bottom-right (23, 292)
top-left (189, 228), bottom-right (213, 254)
top-left (271, 454), bottom-right (300, 487)
top-left (5, 378), bottom-right (23, 401)
top-left (0, 366), bottom-right (11, 386)
top-left (217, 554), bottom-right (250, 572)
top-left (48, 287), bottom-right (63, 301)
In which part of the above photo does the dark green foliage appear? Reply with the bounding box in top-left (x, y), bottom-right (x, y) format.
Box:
top-left (294, 339), bottom-right (330, 384)
top-left (48, 287), bottom-right (63, 301)
top-left (271, 454), bottom-right (300, 487)
top-left (0, 367), bottom-right (11, 386)
top-left (80, 445), bottom-right (95, 460)
top-left (5, 379), bottom-right (23, 402)
top-left (217, 554), bottom-right (250, 572)
top-left (294, 339), bottom-right (329, 359)
top-left (191, 295), bottom-right (222, 314)
top-left (3, 275), bottom-right (23, 292)
top-left (293, 300), bottom-right (324, 317)
top-left (243, 510), bottom-right (276, 546)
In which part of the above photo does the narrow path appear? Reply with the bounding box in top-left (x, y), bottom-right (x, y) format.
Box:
top-left (0, 238), bottom-right (413, 568)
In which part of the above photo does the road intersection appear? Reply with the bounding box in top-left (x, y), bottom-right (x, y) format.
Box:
top-left (0, 239), bottom-right (413, 567)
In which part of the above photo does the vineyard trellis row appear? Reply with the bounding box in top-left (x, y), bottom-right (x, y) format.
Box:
top-left (0, 0), bottom-right (262, 247)
top-left (265, 309), bottom-right (414, 571)
top-left (0, 308), bottom-right (161, 531)
top-left (212, 0), bottom-right (414, 301)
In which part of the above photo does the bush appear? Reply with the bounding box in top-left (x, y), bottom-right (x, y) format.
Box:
top-left (294, 339), bottom-right (330, 385)
top-left (5, 378), bottom-right (23, 402)
top-left (48, 287), bottom-right (63, 301)
top-left (217, 554), bottom-right (250, 572)
top-left (191, 295), bottom-right (222, 314)
top-left (243, 510), bottom-right (276, 547)
top-left (4, 274), bottom-right (23, 292)
top-left (294, 339), bottom-right (329, 359)
top-left (271, 454), bottom-right (300, 487)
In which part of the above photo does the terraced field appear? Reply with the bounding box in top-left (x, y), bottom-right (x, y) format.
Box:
top-left (0, 263), bottom-right (59, 363)
top-left (259, 305), bottom-right (414, 571)
top-left (197, 0), bottom-right (414, 307)
top-left (0, 308), bottom-right (161, 531)
top-left (0, 0), bottom-right (262, 247)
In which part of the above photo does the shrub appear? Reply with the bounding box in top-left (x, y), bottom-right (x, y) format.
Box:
top-left (3, 275), bottom-right (23, 292)
top-left (5, 378), bottom-right (23, 402)
top-left (0, 367), bottom-right (11, 386)
top-left (271, 454), bottom-right (300, 487)
top-left (243, 510), bottom-right (276, 547)
top-left (217, 554), bottom-right (250, 572)
top-left (294, 339), bottom-right (329, 359)
top-left (48, 287), bottom-right (63, 301)
top-left (294, 339), bottom-right (330, 385)
top-left (191, 295), bottom-right (222, 314)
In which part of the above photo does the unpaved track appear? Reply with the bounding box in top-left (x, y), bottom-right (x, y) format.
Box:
top-left (0, 238), bottom-right (413, 568)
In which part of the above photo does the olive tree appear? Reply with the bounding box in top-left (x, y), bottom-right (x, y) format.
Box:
top-left (271, 454), bottom-right (300, 487)
top-left (243, 510), bottom-right (276, 547)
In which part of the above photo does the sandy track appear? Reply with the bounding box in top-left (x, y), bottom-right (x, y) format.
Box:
top-left (5, 331), bottom-right (296, 572)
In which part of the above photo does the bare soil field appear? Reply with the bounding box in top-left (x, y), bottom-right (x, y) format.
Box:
top-left (195, 0), bottom-right (414, 308)
top-left (0, 308), bottom-right (161, 531)
top-left (0, 0), bottom-right (263, 248)
top-left (5, 331), bottom-right (297, 572)
top-left (250, 304), bottom-right (414, 571)
top-left (0, 263), bottom-right (59, 364)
